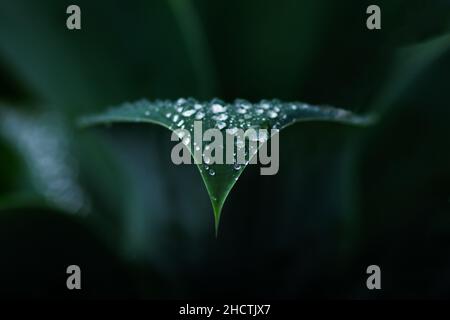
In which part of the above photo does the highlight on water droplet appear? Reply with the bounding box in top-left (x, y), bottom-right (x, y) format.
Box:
top-left (195, 112), bottom-right (205, 120)
top-left (267, 110), bottom-right (278, 119)
top-left (182, 109), bottom-right (196, 117)
top-left (212, 114), bottom-right (228, 121)
top-left (211, 103), bottom-right (226, 114)
top-left (216, 122), bottom-right (226, 130)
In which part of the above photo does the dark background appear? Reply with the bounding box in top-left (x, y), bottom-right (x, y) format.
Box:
top-left (0, 0), bottom-right (449, 299)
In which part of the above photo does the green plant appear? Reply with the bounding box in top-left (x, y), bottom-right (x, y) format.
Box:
top-left (80, 98), bottom-right (373, 232)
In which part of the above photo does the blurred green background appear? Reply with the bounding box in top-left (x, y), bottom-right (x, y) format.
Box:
top-left (0, 0), bottom-right (449, 298)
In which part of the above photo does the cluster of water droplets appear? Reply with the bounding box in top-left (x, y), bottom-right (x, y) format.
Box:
top-left (124, 97), bottom-right (358, 177)
top-left (143, 98), bottom-right (285, 132)
top-left (160, 98), bottom-right (277, 177)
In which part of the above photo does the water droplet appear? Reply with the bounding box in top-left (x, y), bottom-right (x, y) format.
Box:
top-left (233, 163), bottom-right (241, 170)
top-left (212, 113), bottom-right (228, 121)
top-left (267, 110), bottom-right (278, 118)
top-left (195, 112), bottom-right (205, 120)
top-left (182, 137), bottom-right (190, 145)
top-left (236, 108), bottom-right (247, 114)
top-left (176, 98), bottom-right (186, 105)
top-left (260, 102), bottom-right (270, 109)
top-left (204, 156), bottom-right (211, 164)
top-left (216, 122), bottom-right (226, 130)
top-left (144, 111), bottom-right (150, 116)
top-left (182, 109), bottom-right (196, 117)
top-left (235, 99), bottom-right (252, 109)
top-left (177, 120), bottom-right (184, 127)
top-left (211, 103), bottom-right (226, 113)
top-left (255, 109), bottom-right (264, 115)
top-left (165, 112), bottom-right (172, 118)
top-left (194, 103), bottom-right (203, 110)
top-left (172, 114), bottom-right (179, 122)
top-left (209, 169), bottom-right (215, 176)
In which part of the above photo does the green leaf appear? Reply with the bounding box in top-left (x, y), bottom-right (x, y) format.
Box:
top-left (80, 98), bottom-right (373, 232)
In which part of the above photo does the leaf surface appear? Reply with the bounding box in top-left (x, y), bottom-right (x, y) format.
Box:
top-left (80, 98), bottom-right (373, 231)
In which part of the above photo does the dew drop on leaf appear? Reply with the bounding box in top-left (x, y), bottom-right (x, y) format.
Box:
top-left (211, 103), bottom-right (226, 113)
top-left (195, 112), bottom-right (205, 120)
top-left (176, 98), bottom-right (187, 105)
top-left (212, 114), bottom-right (228, 121)
top-left (182, 109), bottom-right (196, 117)
top-left (267, 110), bottom-right (278, 118)
top-left (216, 122), bottom-right (226, 130)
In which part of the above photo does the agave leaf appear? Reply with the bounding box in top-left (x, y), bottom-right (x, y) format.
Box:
top-left (80, 98), bottom-right (373, 232)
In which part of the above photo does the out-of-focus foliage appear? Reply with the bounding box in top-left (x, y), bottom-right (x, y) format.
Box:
top-left (0, 0), bottom-right (449, 298)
